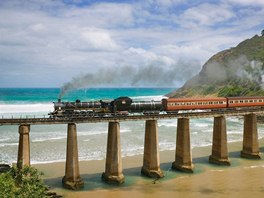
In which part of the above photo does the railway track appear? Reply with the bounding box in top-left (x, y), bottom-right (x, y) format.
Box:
top-left (1, 107), bottom-right (264, 125)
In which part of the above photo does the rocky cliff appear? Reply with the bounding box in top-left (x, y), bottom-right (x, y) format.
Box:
top-left (167, 34), bottom-right (264, 98)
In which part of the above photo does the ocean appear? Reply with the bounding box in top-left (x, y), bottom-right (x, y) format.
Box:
top-left (0, 88), bottom-right (264, 164)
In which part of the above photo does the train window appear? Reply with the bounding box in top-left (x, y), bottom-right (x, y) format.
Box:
top-left (254, 100), bottom-right (257, 102)
top-left (230, 101), bottom-right (233, 104)
top-left (240, 100), bottom-right (243, 103)
top-left (235, 101), bottom-right (239, 103)
top-left (249, 100), bottom-right (253, 102)
top-left (260, 100), bottom-right (263, 102)
top-left (198, 102), bottom-right (202, 105)
top-left (245, 100), bottom-right (248, 103)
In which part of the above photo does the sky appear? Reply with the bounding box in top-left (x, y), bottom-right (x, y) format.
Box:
top-left (0, 0), bottom-right (263, 88)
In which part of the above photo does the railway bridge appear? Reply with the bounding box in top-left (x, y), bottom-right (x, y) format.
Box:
top-left (0, 108), bottom-right (263, 189)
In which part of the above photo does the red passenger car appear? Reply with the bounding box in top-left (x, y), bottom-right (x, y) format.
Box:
top-left (227, 96), bottom-right (264, 108)
top-left (163, 97), bottom-right (227, 111)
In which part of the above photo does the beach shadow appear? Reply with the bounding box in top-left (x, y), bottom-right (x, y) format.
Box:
top-left (41, 156), bottom-right (216, 192)
top-left (44, 147), bottom-right (264, 194)
top-left (44, 162), bottom-right (186, 193)
top-left (44, 166), bottom-right (143, 192)
top-left (260, 146), bottom-right (264, 153)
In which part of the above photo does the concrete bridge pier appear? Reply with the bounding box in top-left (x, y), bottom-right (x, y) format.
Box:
top-left (209, 116), bottom-right (230, 165)
top-left (172, 118), bottom-right (194, 173)
top-left (62, 123), bottom-right (84, 190)
top-left (17, 124), bottom-right (30, 169)
top-left (102, 122), bottom-right (125, 184)
top-left (141, 120), bottom-right (164, 178)
top-left (241, 114), bottom-right (261, 159)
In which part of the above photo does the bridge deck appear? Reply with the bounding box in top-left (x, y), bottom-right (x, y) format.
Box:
top-left (1, 108), bottom-right (264, 125)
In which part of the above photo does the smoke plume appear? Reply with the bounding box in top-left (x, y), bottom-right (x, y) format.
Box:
top-left (200, 55), bottom-right (264, 84)
top-left (59, 60), bottom-right (200, 98)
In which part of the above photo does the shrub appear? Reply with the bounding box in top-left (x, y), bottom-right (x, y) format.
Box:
top-left (0, 165), bottom-right (49, 198)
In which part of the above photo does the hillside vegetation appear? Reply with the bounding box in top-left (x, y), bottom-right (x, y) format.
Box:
top-left (167, 33), bottom-right (264, 98)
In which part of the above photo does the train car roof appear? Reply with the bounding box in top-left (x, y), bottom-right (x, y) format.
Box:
top-left (166, 97), bottom-right (227, 102)
top-left (227, 96), bottom-right (264, 100)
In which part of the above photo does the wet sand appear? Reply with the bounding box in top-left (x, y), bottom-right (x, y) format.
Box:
top-left (34, 139), bottom-right (264, 198)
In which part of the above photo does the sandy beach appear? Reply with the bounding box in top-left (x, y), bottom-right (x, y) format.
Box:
top-left (33, 138), bottom-right (264, 198)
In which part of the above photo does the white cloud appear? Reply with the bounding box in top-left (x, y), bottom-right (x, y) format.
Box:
top-left (80, 27), bottom-right (121, 51)
top-left (225, 0), bottom-right (264, 6)
top-left (29, 23), bottom-right (47, 32)
top-left (179, 3), bottom-right (235, 27)
top-left (63, 3), bottom-right (134, 28)
top-left (146, 0), bottom-right (187, 8)
top-left (0, 0), bottom-right (263, 87)
top-left (124, 47), bottom-right (176, 66)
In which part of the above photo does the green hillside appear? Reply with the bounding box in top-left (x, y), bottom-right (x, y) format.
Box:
top-left (167, 33), bottom-right (264, 98)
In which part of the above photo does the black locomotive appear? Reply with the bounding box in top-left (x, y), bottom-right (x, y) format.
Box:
top-left (49, 97), bottom-right (164, 117)
top-left (49, 96), bottom-right (264, 118)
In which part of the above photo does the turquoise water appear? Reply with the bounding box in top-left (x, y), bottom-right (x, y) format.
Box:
top-left (0, 88), bottom-right (263, 165)
top-left (0, 87), bottom-right (174, 103)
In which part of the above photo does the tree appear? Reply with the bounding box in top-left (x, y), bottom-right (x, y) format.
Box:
top-left (261, 29), bottom-right (264, 36)
top-left (0, 165), bottom-right (49, 198)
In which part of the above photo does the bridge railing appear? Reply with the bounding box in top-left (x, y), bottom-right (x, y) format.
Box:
top-left (0, 114), bottom-right (49, 119)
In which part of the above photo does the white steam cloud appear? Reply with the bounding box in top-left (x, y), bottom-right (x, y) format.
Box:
top-left (59, 60), bottom-right (200, 98)
top-left (199, 55), bottom-right (264, 84)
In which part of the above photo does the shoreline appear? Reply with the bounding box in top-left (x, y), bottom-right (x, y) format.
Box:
top-left (34, 138), bottom-right (264, 198)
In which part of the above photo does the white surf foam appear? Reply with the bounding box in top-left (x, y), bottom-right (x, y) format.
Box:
top-left (0, 103), bottom-right (53, 114)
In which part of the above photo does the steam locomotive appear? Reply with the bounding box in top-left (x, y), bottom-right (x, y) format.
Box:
top-left (49, 96), bottom-right (264, 118)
